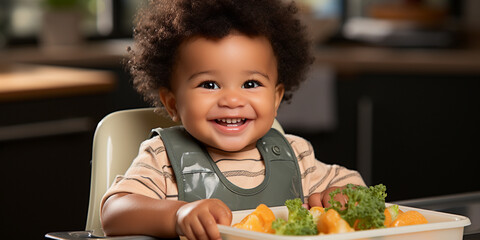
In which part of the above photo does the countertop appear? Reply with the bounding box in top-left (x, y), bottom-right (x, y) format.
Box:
top-left (0, 40), bottom-right (131, 68)
top-left (395, 191), bottom-right (480, 236)
top-left (0, 64), bottom-right (116, 102)
top-left (1, 39), bottom-right (480, 74)
top-left (313, 45), bottom-right (480, 74)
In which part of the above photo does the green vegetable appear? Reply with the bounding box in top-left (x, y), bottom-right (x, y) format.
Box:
top-left (386, 204), bottom-right (401, 221)
top-left (326, 184), bottom-right (387, 230)
top-left (272, 198), bottom-right (318, 235)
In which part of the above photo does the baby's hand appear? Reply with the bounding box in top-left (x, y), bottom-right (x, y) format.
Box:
top-left (321, 186), bottom-right (348, 208)
top-left (308, 186), bottom-right (348, 209)
top-left (175, 199), bottom-right (232, 240)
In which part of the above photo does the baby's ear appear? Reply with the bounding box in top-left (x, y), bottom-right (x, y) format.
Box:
top-left (158, 88), bottom-right (179, 122)
top-left (274, 83), bottom-right (285, 115)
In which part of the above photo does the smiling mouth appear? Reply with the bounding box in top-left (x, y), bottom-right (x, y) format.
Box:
top-left (215, 118), bottom-right (247, 127)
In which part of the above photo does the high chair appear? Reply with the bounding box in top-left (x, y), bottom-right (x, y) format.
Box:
top-left (46, 108), bottom-right (284, 239)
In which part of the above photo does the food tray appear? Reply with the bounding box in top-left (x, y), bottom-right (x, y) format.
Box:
top-left (218, 204), bottom-right (471, 240)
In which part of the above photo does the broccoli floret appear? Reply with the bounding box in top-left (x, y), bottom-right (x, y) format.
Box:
top-left (272, 198), bottom-right (318, 235)
top-left (327, 184), bottom-right (387, 230)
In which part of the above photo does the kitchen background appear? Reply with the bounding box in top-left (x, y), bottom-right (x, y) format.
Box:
top-left (0, 0), bottom-right (479, 239)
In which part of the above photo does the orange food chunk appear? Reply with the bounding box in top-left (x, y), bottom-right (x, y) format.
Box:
top-left (309, 206), bottom-right (325, 226)
top-left (389, 210), bottom-right (428, 227)
top-left (317, 209), bottom-right (354, 234)
top-left (384, 208), bottom-right (392, 227)
top-left (384, 206), bottom-right (404, 227)
top-left (233, 204), bottom-right (276, 233)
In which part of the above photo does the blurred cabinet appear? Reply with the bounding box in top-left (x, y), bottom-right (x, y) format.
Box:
top-left (338, 72), bottom-right (480, 201)
top-left (0, 65), bottom-right (115, 239)
top-left (307, 46), bottom-right (480, 201)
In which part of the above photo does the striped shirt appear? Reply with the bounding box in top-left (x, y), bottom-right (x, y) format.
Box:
top-left (101, 134), bottom-right (365, 207)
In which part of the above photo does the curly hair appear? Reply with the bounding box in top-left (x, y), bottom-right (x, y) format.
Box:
top-left (128, 0), bottom-right (314, 110)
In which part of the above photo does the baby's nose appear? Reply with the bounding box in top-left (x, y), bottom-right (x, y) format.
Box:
top-left (218, 89), bottom-right (247, 108)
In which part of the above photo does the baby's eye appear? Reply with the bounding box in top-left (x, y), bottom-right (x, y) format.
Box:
top-left (242, 80), bottom-right (261, 89)
top-left (198, 81), bottom-right (219, 89)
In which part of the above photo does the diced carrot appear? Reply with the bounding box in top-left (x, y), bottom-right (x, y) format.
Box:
top-left (384, 208), bottom-right (392, 227)
top-left (389, 210), bottom-right (428, 227)
top-left (384, 205), bottom-right (404, 227)
top-left (309, 206), bottom-right (325, 226)
top-left (317, 209), bottom-right (354, 234)
top-left (233, 204), bottom-right (276, 233)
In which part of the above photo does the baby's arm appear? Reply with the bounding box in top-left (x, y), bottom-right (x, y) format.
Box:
top-left (102, 193), bottom-right (184, 237)
top-left (285, 134), bottom-right (365, 209)
top-left (101, 193), bottom-right (232, 239)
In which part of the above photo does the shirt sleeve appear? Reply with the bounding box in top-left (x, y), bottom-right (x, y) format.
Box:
top-left (100, 136), bottom-right (178, 209)
top-left (285, 134), bottom-right (366, 200)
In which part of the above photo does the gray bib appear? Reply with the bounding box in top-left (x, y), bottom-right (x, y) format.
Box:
top-left (151, 126), bottom-right (303, 210)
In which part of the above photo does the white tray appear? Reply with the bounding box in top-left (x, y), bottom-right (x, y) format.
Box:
top-left (218, 204), bottom-right (471, 240)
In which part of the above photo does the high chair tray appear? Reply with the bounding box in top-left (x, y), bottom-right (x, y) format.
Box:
top-left (45, 231), bottom-right (160, 240)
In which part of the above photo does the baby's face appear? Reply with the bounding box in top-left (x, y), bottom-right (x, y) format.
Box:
top-left (161, 33), bottom-right (284, 152)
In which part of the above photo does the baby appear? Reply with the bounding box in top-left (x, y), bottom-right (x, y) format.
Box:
top-left (101, 0), bottom-right (365, 239)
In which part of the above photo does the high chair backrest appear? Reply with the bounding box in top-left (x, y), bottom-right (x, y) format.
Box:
top-left (85, 108), bottom-right (285, 236)
top-left (86, 108), bottom-right (180, 236)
